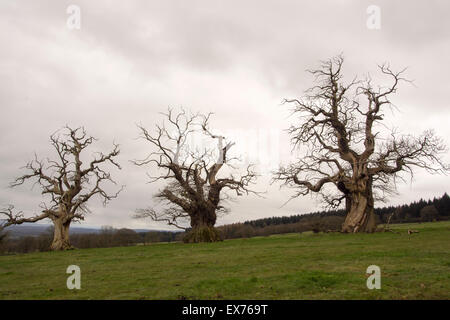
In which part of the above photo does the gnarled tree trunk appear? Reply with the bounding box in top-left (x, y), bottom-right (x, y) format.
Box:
top-left (341, 178), bottom-right (376, 233)
top-left (183, 208), bottom-right (221, 243)
top-left (50, 217), bottom-right (73, 250)
top-left (341, 193), bottom-right (376, 233)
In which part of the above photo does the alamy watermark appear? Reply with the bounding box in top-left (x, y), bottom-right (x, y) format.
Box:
top-left (366, 265), bottom-right (381, 289)
top-left (66, 5), bottom-right (81, 30)
top-left (366, 5), bottom-right (381, 30)
top-left (169, 128), bottom-right (281, 174)
top-left (66, 265), bottom-right (81, 290)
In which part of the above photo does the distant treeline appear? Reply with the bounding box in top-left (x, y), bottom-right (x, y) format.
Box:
top-left (244, 193), bottom-right (450, 228)
top-left (1, 193), bottom-right (449, 254)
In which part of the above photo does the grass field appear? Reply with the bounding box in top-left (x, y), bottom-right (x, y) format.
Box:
top-left (0, 221), bottom-right (449, 300)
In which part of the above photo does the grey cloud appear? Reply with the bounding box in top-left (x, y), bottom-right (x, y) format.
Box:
top-left (0, 1), bottom-right (449, 230)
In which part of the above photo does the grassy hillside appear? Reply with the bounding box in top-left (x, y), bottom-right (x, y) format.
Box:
top-left (0, 221), bottom-right (449, 300)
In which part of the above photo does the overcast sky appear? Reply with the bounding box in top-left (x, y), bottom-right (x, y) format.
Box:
top-left (1, 0), bottom-right (449, 230)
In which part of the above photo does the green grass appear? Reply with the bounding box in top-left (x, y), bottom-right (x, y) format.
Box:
top-left (1, 221), bottom-right (449, 300)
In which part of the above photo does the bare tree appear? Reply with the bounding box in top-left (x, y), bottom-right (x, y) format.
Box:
top-left (274, 56), bottom-right (449, 233)
top-left (0, 208), bottom-right (10, 244)
top-left (1, 126), bottom-right (123, 250)
top-left (133, 108), bottom-right (258, 242)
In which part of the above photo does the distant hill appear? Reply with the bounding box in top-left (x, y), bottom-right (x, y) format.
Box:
top-left (2, 224), bottom-right (163, 239)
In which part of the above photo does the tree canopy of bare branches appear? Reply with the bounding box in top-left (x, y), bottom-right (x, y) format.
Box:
top-left (1, 126), bottom-right (123, 250)
top-left (133, 108), bottom-right (258, 242)
top-left (274, 56), bottom-right (449, 233)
